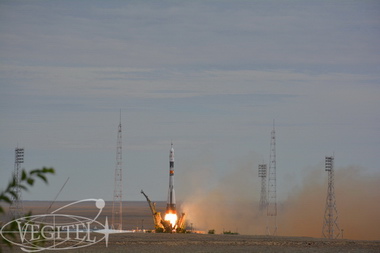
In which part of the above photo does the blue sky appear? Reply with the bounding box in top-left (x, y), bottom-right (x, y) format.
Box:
top-left (0, 0), bottom-right (379, 202)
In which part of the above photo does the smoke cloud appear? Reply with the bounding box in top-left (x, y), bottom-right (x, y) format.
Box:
top-left (179, 159), bottom-right (380, 240)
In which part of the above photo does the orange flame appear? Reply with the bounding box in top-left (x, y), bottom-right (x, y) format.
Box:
top-left (164, 213), bottom-right (178, 228)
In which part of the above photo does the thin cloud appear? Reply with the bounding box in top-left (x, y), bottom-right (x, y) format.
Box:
top-left (0, 1), bottom-right (379, 207)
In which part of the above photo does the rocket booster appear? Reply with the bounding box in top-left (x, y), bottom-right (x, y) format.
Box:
top-left (166, 143), bottom-right (176, 212)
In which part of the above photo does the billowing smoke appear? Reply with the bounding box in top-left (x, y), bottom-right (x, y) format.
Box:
top-left (179, 158), bottom-right (380, 240)
top-left (279, 166), bottom-right (380, 240)
top-left (178, 155), bottom-right (264, 235)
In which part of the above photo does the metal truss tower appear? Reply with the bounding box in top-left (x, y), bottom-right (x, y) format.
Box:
top-left (258, 164), bottom-right (267, 212)
top-left (9, 147), bottom-right (24, 218)
top-left (322, 156), bottom-right (340, 239)
top-left (266, 121), bottom-right (277, 235)
top-left (112, 113), bottom-right (123, 230)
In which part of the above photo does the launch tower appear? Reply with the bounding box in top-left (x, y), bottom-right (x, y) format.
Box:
top-left (322, 156), bottom-right (340, 239)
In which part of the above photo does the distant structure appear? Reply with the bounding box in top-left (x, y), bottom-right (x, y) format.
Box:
top-left (258, 164), bottom-right (267, 212)
top-left (266, 121), bottom-right (277, 235)
top-left (112, 113), bottom-right (123, 230)
top-left (322, 156), bottom-right (340, 239)
top-left (9, 147), bottom-right (25, 218)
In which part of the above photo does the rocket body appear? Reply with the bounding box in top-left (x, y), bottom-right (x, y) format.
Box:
top-left (166, 143), bottom-right (176, 213)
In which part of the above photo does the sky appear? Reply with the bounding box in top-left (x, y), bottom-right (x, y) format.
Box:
top-left (1, 0), bottom-right (380, 206)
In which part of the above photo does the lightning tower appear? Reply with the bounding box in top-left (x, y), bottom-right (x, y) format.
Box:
top-left (266, 121), bottom-right (277, 235)
top-left (112, 112), bottom-right (123, 230)
top-left (258, 164), bottom-right (267, 212)
top-left (9, 147), bottom-right (25, 218)
top-left (322, 156), bottom-right (340, 239)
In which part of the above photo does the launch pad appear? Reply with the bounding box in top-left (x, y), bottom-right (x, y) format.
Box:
top-left (141, 143), bottom-right (186, 233)
top-left (141, 190), bottom-right (185, 233)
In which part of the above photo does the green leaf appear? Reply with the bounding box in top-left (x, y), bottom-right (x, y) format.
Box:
top-left (30, 169), bottom-right (39, 175)
top-left (37, 174), bottom-right (47, 183)
top-left (8, 190), bottom-right (18, 200)
top-left (18, 184), bottom-right (28, 191)
top-left (1, 167), bottom-right (55, 252)
top-left (42, 167), bottom-right (55, 174)
top-left (9, 178), bottom-right (16, 188)
top-left (26, 178), bottom-right (34, 186)
top-left (21, 170), bottom-right (27, 180)
top-left (0, 195), bottom-right (11, 204)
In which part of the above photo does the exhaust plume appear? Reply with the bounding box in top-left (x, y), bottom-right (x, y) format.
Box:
top-left (179, 158), bottom-right (380, 240)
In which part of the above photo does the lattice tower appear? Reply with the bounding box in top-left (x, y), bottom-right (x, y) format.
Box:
top-left (322, 156), bottom-right (340, 239)
top-left (258, 164), bottom-right (267, 212)
top-left (9, 147), bottom-right (24, 218)
top-left (266, 122), bottom-right (277, 235)
top-left (112, 114), bottom-right (123, 230)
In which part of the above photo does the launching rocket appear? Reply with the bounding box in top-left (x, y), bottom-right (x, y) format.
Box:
top-left (166, 143), bottom-right (176, 213)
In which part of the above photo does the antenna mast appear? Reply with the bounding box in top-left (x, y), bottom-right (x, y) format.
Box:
top-left (112, 111), bottom-right (123, 230)
top-left (266, 121), bottom-right (277, 235)
top-left (322, 156), bottom-right (340, 239)
top-left (9, 147), bottom-right (24, 218)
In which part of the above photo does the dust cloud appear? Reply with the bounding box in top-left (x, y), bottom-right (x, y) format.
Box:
top-left (179, 159), bottom-right (380, 240)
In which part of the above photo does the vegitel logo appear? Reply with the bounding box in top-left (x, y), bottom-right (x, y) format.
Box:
top-left (0, 199), bottom-right (127, 252)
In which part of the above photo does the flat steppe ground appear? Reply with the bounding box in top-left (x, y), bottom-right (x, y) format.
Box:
top-left (78, 233), bottom-right (380, 253)
top-left (3, 233), bottom-right (380, 253)
top-left (1, 201), bottom-right (379, 252)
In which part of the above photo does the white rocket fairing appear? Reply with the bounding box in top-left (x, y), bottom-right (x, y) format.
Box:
top-left (166, 143), bottom-right (176, 212)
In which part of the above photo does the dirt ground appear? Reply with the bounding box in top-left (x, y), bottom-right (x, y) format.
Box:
top-left (3, 233), bottom-right (380, 253)
top-left (1, 201), bottom-right (379, 252)
top-left (81, 233), bottom-right (380, 253)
